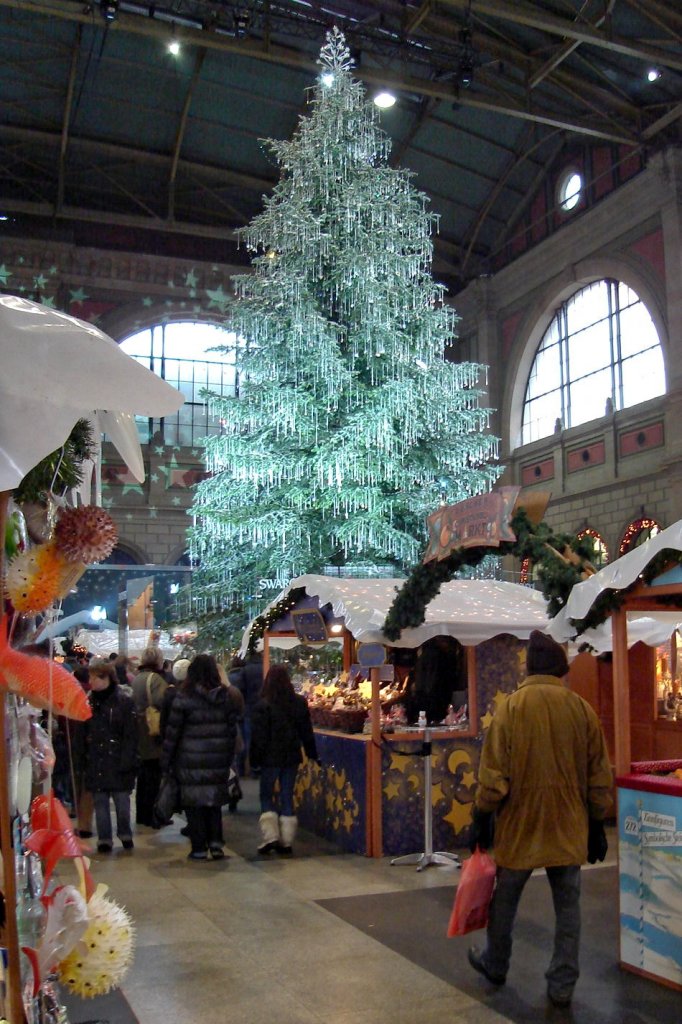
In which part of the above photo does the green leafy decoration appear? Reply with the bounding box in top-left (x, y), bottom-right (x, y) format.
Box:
top-left (12, 419), bottom-right (96, 505)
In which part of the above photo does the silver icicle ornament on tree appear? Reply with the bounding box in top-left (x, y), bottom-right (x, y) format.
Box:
top-left (188, 26), bottom-right (502, 645)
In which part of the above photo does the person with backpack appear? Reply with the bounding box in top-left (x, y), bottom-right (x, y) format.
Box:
top-left (131, 645), bottom-right (168, 827)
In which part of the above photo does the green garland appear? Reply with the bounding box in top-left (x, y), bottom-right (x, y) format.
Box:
top-left (382, 508), bottom-right (678, 642)
top-left (246, 587), bottom-right (306, 653)
top-left (13, 418), bottom-right (96, 504)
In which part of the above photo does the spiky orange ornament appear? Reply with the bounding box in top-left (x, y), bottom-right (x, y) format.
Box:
top-left (54, 506), bottom-right (118, 564)
top-left (5, 542), bottom-right (65, 613)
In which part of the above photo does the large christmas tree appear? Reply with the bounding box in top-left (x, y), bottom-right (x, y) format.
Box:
top-left (188, 28), bottom-right (501, 647)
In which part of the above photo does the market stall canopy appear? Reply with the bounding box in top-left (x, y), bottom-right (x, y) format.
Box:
top-left (548, 519), bottom-right (682, 647)
top-left (242, 574), bottom-right (551, 652)
top-left (0, 295), bottom-right (184, 490)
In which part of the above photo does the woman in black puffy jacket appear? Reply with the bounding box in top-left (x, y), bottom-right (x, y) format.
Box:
top-left (250, 664), bottom-right (318, 856)
top-left (162, 654), bottom-right (238, 860)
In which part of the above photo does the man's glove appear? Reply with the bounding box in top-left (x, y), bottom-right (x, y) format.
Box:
top-left (469, 807), bottom-right (495, 854)
top-left (587, 818), bottom-right (608, 863)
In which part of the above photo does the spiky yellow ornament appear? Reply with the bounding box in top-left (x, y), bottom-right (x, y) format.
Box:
top-left (57, 885), bottom-right (135, 998)
top-left (54, 505), bottom-right (118, 564)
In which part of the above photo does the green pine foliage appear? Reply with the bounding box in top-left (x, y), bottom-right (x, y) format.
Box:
top-left (189, 28), bottom-right (501, 646)
top-left (12, 418), bottom-right (96, 505)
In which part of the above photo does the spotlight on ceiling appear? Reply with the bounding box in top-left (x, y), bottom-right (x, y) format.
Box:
top-left (457, 25), bottom-right (476, 89)
top-left (99, 0), bottom-right (119, 22)
top-left (647, 68), bottom-right (661, 82)
top-left (168, 36), bottom-right (181, 56)
top-left (373, 90), bottom-right (396, 109)
top-left (233, 8), bottom-right (250, 37)
top-left (457, 57), bottom-right (475, 88)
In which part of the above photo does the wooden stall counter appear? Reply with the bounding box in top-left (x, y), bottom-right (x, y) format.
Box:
top-left (296, 724), bottom-right (482, 858)
top-left (616, 759), bottom-right (682, 990)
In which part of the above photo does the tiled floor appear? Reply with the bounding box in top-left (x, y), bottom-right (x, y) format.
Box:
top-left (64, 781), bottom-right (669, 1024)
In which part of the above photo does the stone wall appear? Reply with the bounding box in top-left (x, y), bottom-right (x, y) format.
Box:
top-left (453, 146), bottom-right (682, 555)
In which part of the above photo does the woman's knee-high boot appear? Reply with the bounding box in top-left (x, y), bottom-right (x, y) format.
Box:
top-left (258, 811), bottom-right (280, 854)
top-left (278, 815), bottom-right (297, 855)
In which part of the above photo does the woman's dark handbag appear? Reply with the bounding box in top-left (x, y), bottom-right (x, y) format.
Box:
top-left (153, 773), bottom-right (179, 827)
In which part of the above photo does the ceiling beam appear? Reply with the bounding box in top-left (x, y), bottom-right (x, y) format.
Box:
top-left (169, 47), bottom-right (206, 221)
top-left (528, 1), bottom-right (616, 89)
top-left (460, 123), bottom-right (551, 277)
top-left (57, 25), bottom-right (81, 212)
top-left (0, 124), bottom-right (278, 195)
top-left (404, 1), bottom-right (433, 36)
top-left (0, 197), bottom-right (241, 241)
top-left (439, 0), bottom-right (682, 72)
top-left (623, 0), bottom-right (682, 39)
top-left (641, 102), bottom-right (682, 140)
top-left (0, 0), bottom-right (640, 144)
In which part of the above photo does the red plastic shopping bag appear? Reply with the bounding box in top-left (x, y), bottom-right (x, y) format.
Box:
top-left (447, 847), bottom-right (497, 937)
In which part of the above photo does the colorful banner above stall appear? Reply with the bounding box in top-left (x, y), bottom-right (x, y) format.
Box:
top-left (423, 487), bottom-right (521, 562)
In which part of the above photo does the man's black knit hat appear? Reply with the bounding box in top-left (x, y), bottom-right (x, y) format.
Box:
top-left (526, 630), bottom-right (569, 678)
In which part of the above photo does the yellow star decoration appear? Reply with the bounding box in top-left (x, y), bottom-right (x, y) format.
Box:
top-left (406, 772), bottom-right (421, 791)
top-left (431, 782), bottom-right (445, 805)
top-left (342, 807), bottom-right (355, 831)
top-left (480, 708), bottom-right (494, 731)
top-left (444, 799), bottom-right (474, 836)
top-left (335, 768), bottom-right (347, 790)
top-left (384, 779), bottom-right (401, 800)
top-left (492, 689), bottom-right (508, 712)
top-left (325, 789), bottom-right (336, 812)
top-left (461, 769), bottom-right (476, 789)
top-left (390, 752), bottom-right (409, 773)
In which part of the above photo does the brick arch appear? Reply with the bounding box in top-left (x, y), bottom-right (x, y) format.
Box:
top-left (102, 308), bottom-right (233, 345)
top-left (105, 538), bottom-right (148, 565)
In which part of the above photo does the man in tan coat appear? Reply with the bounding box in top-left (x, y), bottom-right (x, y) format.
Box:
top-left (467, 630), bottom-right (613, 1008)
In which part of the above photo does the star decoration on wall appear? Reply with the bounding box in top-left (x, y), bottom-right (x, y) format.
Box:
top-left (206, 285), bottom-right (230, 313)
top-left (121, 482), bottom-right (144, 496)
top-left (443, 799), bottom-right (474, 836)
top-left (70, 287), bottom-right (88, 304)
top-left (480, 708), bottom-right (494, 731)
top-left (185, 269), bottom-right (198, 288)
top-left (384, 779), bottom-right (401, 800)
top-left (431, 781), bottom-right (446, 805)
top-left (0, 264), bottom-right (12, 284)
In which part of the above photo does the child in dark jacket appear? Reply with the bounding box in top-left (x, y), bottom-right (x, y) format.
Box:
top-left (74, 658), bottom-right (139, 853)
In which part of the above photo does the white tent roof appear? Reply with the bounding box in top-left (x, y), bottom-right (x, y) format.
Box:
top-left (243, 574), bottom-right (551, 651)
top-left (548, 519), bottom-right (682, 646)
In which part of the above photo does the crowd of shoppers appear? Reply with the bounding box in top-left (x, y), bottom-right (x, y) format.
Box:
top-left (58, 645), bottom-right (319, 861)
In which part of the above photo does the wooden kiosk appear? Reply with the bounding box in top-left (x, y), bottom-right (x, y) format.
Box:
top-left (244, 573), bottom-right (551, 860)
top-left (549, 522), bottom-right (682, 989)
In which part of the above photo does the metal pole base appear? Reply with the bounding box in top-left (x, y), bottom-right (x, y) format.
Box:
top-left (390, 850), bottom-right (460, 872)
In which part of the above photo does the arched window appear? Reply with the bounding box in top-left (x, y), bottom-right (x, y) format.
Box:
top-left (522, 280), bottom-right (665, 445)
top-left (576, 527), bottom-right (609, 568)
top-left (620, 517), bottom-right (661, 555)
top-left (119, 321), bottom-right (240, 446)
